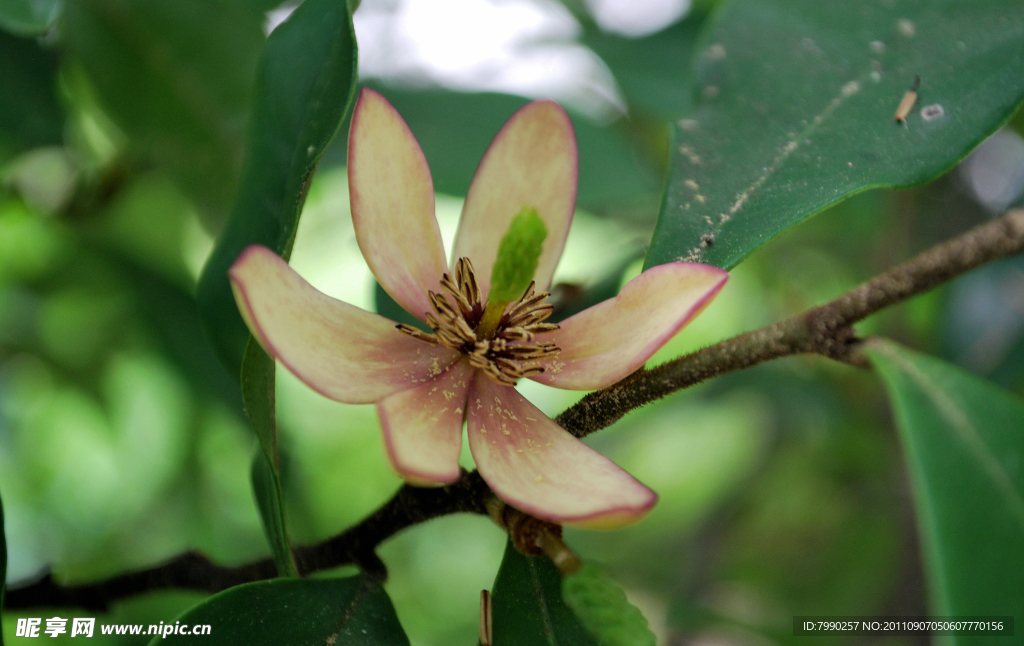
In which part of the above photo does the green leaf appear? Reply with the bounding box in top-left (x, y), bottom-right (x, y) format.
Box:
top-left (866, 341), bottom-right (1024, 628)
top-left (241, 338), bottom-right (279, 470)
top-left (0, 31), bottom-right (63, 152)
top-left (242, 339), bottom-right (297, 578)
top-left (149, 576), bottom-right (410, 645)
top-left (0, 0), bottom-right (59, 36)
top-left (490, 539), bottom-right (598, 646)
top-left (61, 0), bottom-right (265, 229)
top-left (563, 564), bottom-right (655, 646)
top-left (646, 0), bottom-right (1024, 271)
top-left (490, 207), bottom-right (548, 304)
top-left (197, 0), bottom-right (358, 373)
top-left (583, 15), bottom-right (702, 120)
top-left (251, 453), bottom-right (296, 578)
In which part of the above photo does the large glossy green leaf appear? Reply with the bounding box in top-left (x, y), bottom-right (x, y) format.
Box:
top-left (243, 339), bottom-right (297, 578)
top-left (646, 0), bottom-right (1024, 270)
top-left (150, 576), bottom-right (409, 645)
top-left (0, 31), bottom-right (63, 153)
top-left (0, 0), bottom-right (59, 36)
top-left (490, 539), bottom-right (598, 646)
top-left (197, 0), bottom-right (357, 373)
top-left (61, 0), bottom-right (264, 229)
top-left (867, 341), bottom-right (1024, 635)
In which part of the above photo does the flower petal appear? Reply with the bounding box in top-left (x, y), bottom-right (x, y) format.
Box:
top-left (378, 359), bottom-right (473, 486)
top-left (530, 262), bottom-right (728, 391)
top-left (230, 245), bottom-right (459, 404)
top-left (451, 100), bottom-right (577, 295)
top-left (467, 374), bottom-right (656, 528)
top-left (349, 88), bottom-right (448, 321)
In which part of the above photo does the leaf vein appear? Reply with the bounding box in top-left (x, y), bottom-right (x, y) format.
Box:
top-left (527, 558), bottom-right (560, 646)
top-left (324, 576), bottom-right (374, 645)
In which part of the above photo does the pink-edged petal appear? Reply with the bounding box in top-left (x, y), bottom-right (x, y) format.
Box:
top-left (531, 262), bottom-right (728, 391)
top-left (467, 373), bottom-right (656, 529)
top-left (451, 100), bottom-right (577, 295)
top-left (230, 245), bottom-right (459, 404)
top-left (349, 88), bottom-right (447, 321)
top-left (378, 358), bottom-right (473, 487)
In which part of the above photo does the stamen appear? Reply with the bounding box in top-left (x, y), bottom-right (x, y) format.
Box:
top-left (456, 258), bottom-right (481, 308)
top-left (394, 257), bottom-right (562, 385)
top-left (395, 323), bottom-right (437, 344)
top-left (524, 323), bottom-right (558, 334)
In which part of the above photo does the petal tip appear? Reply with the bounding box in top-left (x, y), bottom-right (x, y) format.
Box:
top-left (228, 244), bottom-right (273, 275)
top-left (352, 86), bottom-right (387, 116)
top-left (518, 98), bottom-right (578, 166)
top-left (382, 436), bottom-right (462, 486)
top-left (546, 481), bottom-right (657, 530)
top-left (378, 384), bottom-right (466, 489)
top-left (402, 471), bottom-right (463, 488)
top-left (505, 483), bottom-right (658, 530)
top-left (358, 85), bottom-right (384, 101)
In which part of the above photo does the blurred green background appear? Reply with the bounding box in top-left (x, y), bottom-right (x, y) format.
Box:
top-left (2, 0), bottom-right (1024, 643)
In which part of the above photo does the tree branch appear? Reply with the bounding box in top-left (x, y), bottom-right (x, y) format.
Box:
top-left (4, 472), bottom-right (490, 611)
top-left (557, 208), bottom-right (1024, 437)
top-left (6, 208), bottom-right (1024, 611)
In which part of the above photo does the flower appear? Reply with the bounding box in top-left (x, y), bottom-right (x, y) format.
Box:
top-left (228, 88), bottom-right (727, 529)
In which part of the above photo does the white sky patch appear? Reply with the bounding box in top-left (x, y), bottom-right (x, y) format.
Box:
top-left (585, 0), bottom-right (690, 37)
top-left (353, 0), bottom-right (625, 120)
top-left (263, 0), bottom-right (704, 120)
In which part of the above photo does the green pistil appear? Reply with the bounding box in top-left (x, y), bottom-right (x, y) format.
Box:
top-left (478, 206), bottom-right (547, 339)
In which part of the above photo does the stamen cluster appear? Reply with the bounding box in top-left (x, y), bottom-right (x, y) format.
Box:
top-left (396, 258), bottom-right (560, 385)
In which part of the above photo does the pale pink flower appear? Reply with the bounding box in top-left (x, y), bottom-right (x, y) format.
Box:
top-left (229, 89), bottom-right (727, 528)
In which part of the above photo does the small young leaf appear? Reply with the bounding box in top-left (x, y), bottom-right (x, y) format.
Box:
top-left (489, 207), bottom-right (547, 304)
top-left (867, 340), bottom-right (1024, 622)
top-left (242, 338), bottom-right (297, 577)
top-left (563, 564), bottom-right (656, 646)
top-left (149, 575), bottom-right (409, 645)
top-left (251, 451), bottom-right (296, 578)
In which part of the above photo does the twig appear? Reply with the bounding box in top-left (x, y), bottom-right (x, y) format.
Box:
top-left (557, 209), bottom-right (1024, 437)
top-left (6, 209), bottom-right (1024, 610)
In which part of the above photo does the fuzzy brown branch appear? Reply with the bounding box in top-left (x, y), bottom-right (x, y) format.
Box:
top-left (557, 208), bottom-right (1024, 437)
top-left (6, 209), bottom-right (1024, 611)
